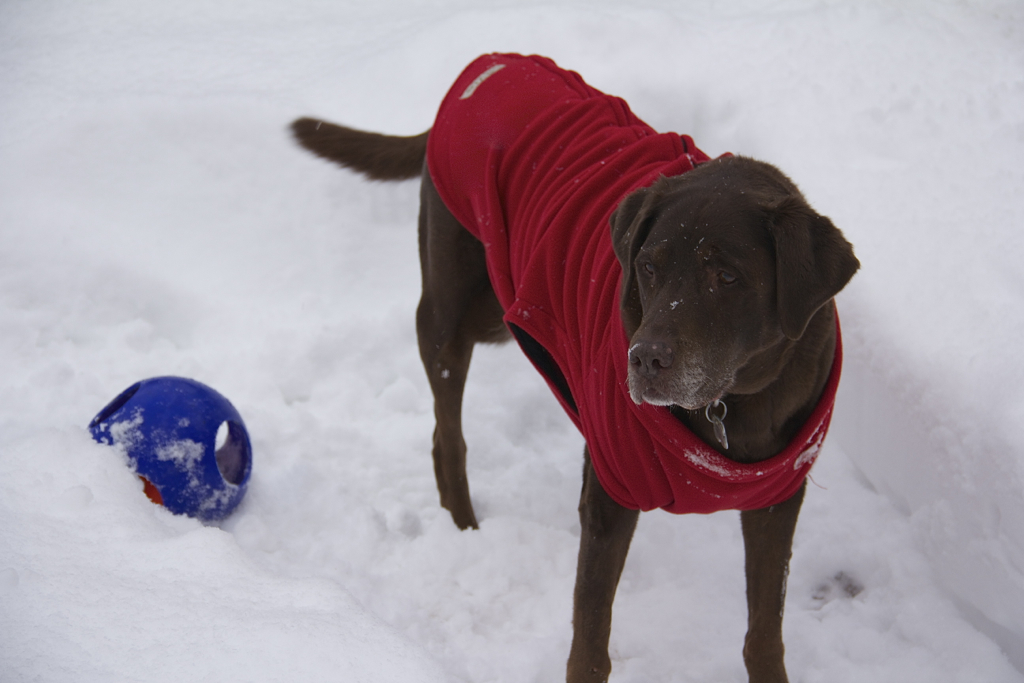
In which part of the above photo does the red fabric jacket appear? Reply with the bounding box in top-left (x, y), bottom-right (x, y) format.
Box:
top-left (427, 53), bottom-right (840, 513)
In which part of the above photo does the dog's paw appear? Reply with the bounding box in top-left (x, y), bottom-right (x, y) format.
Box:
top-left (810, 571), bottom-right (863, 607)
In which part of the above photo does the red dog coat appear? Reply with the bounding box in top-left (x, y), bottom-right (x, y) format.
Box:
top-left (427, 53), bottom-right (841, 513)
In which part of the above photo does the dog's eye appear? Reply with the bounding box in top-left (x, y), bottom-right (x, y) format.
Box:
top-left (642, 262), bottom-right (656, 278)
top-left (718, 270), bottom-right (737, 285)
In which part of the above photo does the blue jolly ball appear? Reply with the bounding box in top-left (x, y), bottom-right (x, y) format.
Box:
top-left (88, 376), bottom-right (252, 522)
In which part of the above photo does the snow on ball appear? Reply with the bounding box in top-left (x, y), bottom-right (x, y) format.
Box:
top-left (88, 376), bottom-right (252, 522)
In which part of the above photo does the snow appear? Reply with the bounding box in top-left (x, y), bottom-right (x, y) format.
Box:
top-left (1, 1), bottom-right (1022, 681)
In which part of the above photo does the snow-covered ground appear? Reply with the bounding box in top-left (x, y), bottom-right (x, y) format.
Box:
top-left (2, 1), bottom-right (1022, 681)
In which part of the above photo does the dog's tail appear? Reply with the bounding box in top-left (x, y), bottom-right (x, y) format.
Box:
top-left (290, 118), bottom-right (427, 181)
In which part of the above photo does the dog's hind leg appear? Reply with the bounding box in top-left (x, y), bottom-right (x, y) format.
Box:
top-left (416, 169), bottom-right (509, 530)
top-left (740, 480), bottom-right (806, 683)
top-left (288, 120), bottom-right (502, 529)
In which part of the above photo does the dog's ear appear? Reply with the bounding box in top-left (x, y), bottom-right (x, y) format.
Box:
top-left (610, 183), bottom-right (664, 336)
top-left (767, 197), bottom-right (860, 339)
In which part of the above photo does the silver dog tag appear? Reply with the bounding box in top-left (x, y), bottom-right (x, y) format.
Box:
top-left (705, 400), bottom-right (729, 450)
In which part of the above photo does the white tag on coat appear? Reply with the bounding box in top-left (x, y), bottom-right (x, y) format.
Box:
top-left (460, 64), bottom-right (506, 100)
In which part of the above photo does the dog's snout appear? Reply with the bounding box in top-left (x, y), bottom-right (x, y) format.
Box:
top-left (629, 341), bottom-right (675, 377)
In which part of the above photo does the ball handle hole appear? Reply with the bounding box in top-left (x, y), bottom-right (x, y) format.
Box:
top-left (214, 421), bottom-right (250, 486)
top-left (88, 382), bottom-right (141, 429)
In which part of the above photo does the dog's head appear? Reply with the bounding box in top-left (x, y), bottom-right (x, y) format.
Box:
top-left (611, 156), bottom-right (859, 410)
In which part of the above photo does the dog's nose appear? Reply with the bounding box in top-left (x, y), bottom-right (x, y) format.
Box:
top-left (629, 341), bottom-right (674, 377)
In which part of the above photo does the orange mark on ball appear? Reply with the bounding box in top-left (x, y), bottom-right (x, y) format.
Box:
top-left (139, 476), bottom-right (164, 505)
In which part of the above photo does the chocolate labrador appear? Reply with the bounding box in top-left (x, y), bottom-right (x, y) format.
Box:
top-left (290, 53), bottom-right (859, 683)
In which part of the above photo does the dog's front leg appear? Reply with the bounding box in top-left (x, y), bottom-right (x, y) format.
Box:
top-left (567, 451), bottom-right (639, 683)
top-left (740, 480), bottom-right (806, 683)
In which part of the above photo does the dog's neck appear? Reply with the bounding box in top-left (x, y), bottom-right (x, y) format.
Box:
top-left (671, 303), bottom-right (838, 464)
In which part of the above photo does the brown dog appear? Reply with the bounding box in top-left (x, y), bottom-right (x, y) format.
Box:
top-left (291, 54), bottom-right (858, 683)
